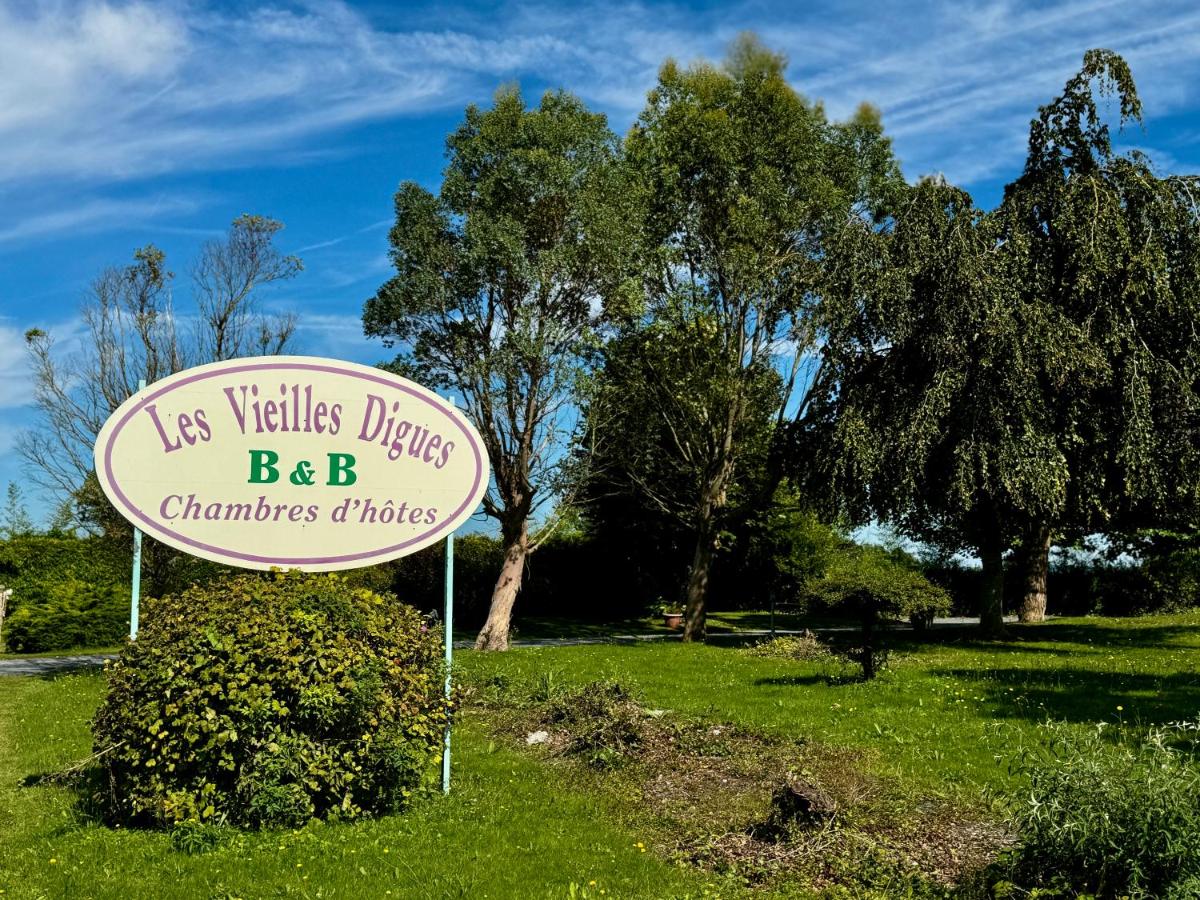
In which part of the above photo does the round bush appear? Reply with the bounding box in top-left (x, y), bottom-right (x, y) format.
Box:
top-left (91, 571), bottom-right (448, 829)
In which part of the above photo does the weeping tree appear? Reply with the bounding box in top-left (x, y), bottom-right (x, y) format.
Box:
top-left (21, 216), bottom-right (301, 594)
top-left (364, 87), bottom-right (642, 651)
top-left (997, 50), bottom-right (1200, 621)
top-left (622, 34), bottom-right (902, 641)
top-left (811, 176), bottom-right (1094, 636)
top-left (811, 51), bottom-right (1200, 634)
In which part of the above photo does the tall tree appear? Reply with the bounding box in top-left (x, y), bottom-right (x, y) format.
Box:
top-left (20, 215), bottom-right (301, 593)
top-left (584, 302), bottom-right (782, 609)
top-left (997, 50), bottom-right (1200, 621)
top-left (811, 176), bottom-right (1091, 636)
top-left (621, 34), bottom-right (901, 640)
top-left (811, 54), bottom-right (1200, 635)
top-left (364, 88), bottom-right (642, 651)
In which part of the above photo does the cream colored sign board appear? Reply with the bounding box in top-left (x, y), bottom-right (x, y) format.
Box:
top-left (93, 356), bottom-right (489, 571)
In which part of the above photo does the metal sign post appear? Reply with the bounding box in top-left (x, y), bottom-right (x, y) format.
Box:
top-left (442, 393), bottom-right (456, 795)
top-left (130, 378), bottom-right (145, 640)
top-left (443, 529), bottom-right (454, 794)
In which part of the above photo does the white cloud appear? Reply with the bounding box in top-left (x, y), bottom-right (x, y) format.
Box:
top-left (0, 321), bottom-right (31, 410)
top-left (0, 194), bottom-right (203, 245)
top-left (0, 0), bottom-right (1198, 237)
top-left (0, 315), bottom-right (85, 410)
top-left (293, 312), bottom-right (375, 363)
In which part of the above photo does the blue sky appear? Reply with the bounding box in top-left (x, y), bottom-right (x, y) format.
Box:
top-left (3, 0), bottom-right (1200, 523)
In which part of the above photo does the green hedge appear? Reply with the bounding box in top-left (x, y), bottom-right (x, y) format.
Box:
top-left (3, 578), bottom-right (128, 652)
top-left (0, 535), bottom-right (130, 652)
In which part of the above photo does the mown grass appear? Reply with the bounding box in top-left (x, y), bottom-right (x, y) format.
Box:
top-left (1, 612), bottom-right (1198, 898)
top-left (0, 674), bottom-right (730, 900)
top-left (459, 612), bottom-right (1200, 795)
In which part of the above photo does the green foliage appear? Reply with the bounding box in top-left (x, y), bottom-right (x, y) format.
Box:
top-left (808, 544), bottom-right (951, 623)
top-left (595, 35), bottom-right (900, 633)
top-left (0, 534), bottom-right (129, 651)
top-left (1, 483), bottom-right (34, 538)
top-left (741, 632), bottom-right (833, 661)
top-left (806, 544), bottom-right (951, 677)
top-left (811, 50), bottom-right (1200, 632)
top-left (90, 572), bottom-right (448, 829)
top-left (365, 85), bottom-right (646, 646)
top-left (997, 722), bottom-right (1200, 898)
top-left (3, 578), bottom-right (128, 652)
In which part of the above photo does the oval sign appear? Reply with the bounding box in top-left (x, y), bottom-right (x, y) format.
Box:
top-left (94, 356), bottom-right (489, 571)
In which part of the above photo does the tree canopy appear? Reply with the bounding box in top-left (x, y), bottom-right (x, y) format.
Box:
top-left (364, 87), bottom-right (643, 650)
top-left (810, 50), bottom-right (1200, 633)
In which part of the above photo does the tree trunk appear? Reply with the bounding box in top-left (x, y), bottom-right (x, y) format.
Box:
top-left (979, 539), bottom-right (1007, 638)
top-left (474, 522), bottom-right (529, 651)
top-left (859, 606), bottom-right (878, 679)
top-left (682, 508), bottom-right (717, 643)
top-left (1017, 524), bottom-right (1052, 623)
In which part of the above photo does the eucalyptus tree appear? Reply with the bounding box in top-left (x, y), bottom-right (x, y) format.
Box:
top-left (620, 35), bottom-right (902, 641)
top-left (363, 88), bottom-right (642, 651)
top-left (998, 50), bottom-right (1200, 621)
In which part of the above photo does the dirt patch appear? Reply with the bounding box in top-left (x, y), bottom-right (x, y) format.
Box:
top-left (474, 679), bottom-right (1013, 894)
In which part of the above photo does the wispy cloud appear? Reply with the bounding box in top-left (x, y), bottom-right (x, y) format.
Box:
top-left (1, 0), bottom-right (1197, 205)
top-left (0, 194), bottom-right (203, 246)
top-left (0, 315), bottom-right (85, 410)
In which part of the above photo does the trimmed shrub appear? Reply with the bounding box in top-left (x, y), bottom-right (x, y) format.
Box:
top-left (3, 578), bottom-right (128, 652)
top-left (742, 632), bottom-right (834, 662)
top-left (996, 722), bottom-right (1200, 898)
top-left (806, 545), bottom-right (951, 678)
top-left (90, 571), bottom-right (448, 829)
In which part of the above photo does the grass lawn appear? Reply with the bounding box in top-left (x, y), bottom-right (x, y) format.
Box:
top-left (462, 611), bottom-right (1200, 795)
top-left (1, 611), bottom-right (1198, 898)
top-left (0, 674), bottom-right (727, 900)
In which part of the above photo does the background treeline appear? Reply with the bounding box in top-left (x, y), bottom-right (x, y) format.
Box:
top-left (4, 511), bottom-right (1197, 652)
top-left (9, 40), bottom-right (1200, 653)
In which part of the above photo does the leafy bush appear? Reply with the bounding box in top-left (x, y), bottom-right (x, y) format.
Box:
top-left (3, 578), bottom-right (129, 652)
top-left (742, 632), bottom-right (834, 662)
top-left (996, 722), bottom-right (1200, 898)
top-left (90, 571), bottom-right (448, 829)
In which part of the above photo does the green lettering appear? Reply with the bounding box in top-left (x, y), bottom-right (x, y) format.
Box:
top-left (326, 453), bottom-right (357, 486)
top-left (248, 449), bottom-right (280, 484)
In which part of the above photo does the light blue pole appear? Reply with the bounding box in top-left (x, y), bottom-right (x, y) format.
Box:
top-left (443, 393), bottom-right (456, 795)
top-left (130, 378), bottom-right (146, 640)
top-left (443, 529), bottom-right (454, 794)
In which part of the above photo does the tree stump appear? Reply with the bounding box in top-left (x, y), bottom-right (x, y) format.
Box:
top-left (763, 776), bottom-right (836, 836)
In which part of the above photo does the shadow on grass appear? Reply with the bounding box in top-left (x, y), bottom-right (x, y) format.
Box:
top-left (929, 664), bottom-right (1200, 725)
top-left (1003, 620), bottom-right (1200, 649)
top-left (754, 672), bottom-right (864, 688)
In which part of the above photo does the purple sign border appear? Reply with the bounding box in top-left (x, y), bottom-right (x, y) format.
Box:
top-left (100, 360), bottom-right (486, 566)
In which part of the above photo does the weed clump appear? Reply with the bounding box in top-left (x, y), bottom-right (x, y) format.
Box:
top-left (539, 681), bottom-right (647, 769)
top-left (994, 721), bottom-right (1200, 898)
